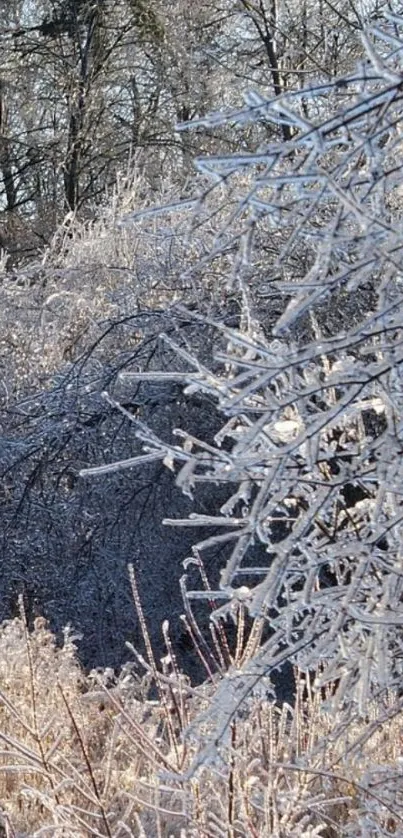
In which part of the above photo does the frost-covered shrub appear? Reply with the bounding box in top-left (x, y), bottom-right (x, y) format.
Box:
top-left (0, 167), bottom-right (239, 677)
top-left (103, 12), bottom-right (403, 772)
top-left (0, 307), bottom-right (236, 677)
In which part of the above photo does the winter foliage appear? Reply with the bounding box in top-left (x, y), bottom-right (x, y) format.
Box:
top-left (3, 3), bottom-right (403, 834)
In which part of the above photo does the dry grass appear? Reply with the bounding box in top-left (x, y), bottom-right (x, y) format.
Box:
top-left (0, 590), bottom-right (402, 837)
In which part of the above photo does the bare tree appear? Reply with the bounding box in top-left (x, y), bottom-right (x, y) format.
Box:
top-left (0, 0), bottom-right (234, 261)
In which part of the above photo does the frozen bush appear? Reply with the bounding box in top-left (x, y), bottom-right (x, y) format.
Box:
top-left (104, 12), bottom-right (403, 774)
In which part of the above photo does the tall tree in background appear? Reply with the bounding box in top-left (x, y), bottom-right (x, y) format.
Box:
top-left (0, 0), bottom-right (231, 260)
